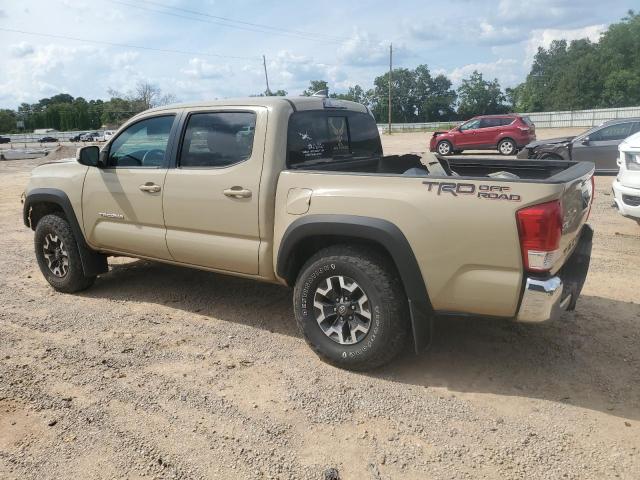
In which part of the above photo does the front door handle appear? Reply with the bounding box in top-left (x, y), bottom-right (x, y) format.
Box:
top-left (139, 183), bottom-right (161, 193)
top-left (223, 187), bottom-right (252, 199)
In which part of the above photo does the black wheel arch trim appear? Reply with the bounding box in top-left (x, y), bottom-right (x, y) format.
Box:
top-left (277, 214), bottom-right (434, 352)
top-left (23, 188), bottom-right (108, 277)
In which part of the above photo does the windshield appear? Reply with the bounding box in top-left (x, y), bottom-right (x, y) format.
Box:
top-left (287, 110), bottom-right (382, 169)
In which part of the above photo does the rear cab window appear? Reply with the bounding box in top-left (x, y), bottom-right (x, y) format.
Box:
top-left (287, 110), bottom-right (382, 169)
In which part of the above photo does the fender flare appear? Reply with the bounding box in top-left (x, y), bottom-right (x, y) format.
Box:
top-left (277, 214), bottom-right (434, 352)
top-left (23, 188), bottom-right (108, 277)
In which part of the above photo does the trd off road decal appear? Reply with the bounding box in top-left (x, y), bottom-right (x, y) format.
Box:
top-left (422, 181), bottom-right (522, 202)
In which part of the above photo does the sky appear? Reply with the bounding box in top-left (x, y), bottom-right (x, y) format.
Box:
top-left (0, 0), bottom-right (635, 108)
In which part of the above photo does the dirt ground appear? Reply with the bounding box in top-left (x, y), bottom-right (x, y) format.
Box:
top-left (0, 131), bottom-right (639, 480)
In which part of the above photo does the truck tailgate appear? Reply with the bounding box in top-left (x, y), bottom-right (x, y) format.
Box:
top-left (553, 167), bottom-right (595, 275)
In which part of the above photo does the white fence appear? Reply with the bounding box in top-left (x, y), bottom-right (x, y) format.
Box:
top-left (520, 106), bottom-right (640, 128)
top-left (378, 105), bottom-right (640, 132)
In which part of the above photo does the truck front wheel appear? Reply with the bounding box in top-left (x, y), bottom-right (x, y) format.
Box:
top-left (293, 245), bottom-right (409, 370)
top-left (34, 214), bottom-right (96, 293)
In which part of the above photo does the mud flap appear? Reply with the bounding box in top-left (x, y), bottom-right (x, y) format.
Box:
top-left (409, 299), bottom-right (434, 353)
top-left (561, 224), bottom-right (593, 311)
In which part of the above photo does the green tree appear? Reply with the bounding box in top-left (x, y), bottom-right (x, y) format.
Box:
top-left (0, 109), bottom-right (17, 133)
top-left (456, 71), bottom-right (508, 118)
top-left (332, 85), bottom-right (371, 107)
top-left (510, 11), bottom-right (640, 111)
top-left (302, 80), bottom-right (329, 96)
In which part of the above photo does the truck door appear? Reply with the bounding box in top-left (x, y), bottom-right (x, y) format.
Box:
top-left (82, 114), bottom-right (178, 259)
top-left (162, 108), bottom-right (266, 275)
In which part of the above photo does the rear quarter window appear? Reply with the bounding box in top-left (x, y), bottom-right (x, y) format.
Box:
top-left (522, 116), bottom-right (534, 127)
top-left (287, 111), bottom-right (382, 168)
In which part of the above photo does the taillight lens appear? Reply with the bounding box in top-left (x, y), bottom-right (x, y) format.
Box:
top-left (516, 200), bottom-right (563, 272)
top-left (586, 176), bottom-right (595, 220)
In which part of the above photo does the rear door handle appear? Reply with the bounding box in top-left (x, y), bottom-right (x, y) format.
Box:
top-left (223, 187), bottom-right (252, 198)
top-left (139, 183), bottom-right (161, 193)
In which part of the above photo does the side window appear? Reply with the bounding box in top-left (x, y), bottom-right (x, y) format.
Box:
top-left (631, 122), bottom-right (640, 135)
top-left (589, 123), bottom-right (633, 142)
top-left (501, 118), bottom-right (515, 126)
top-left (460, 119), bottom-right (480, 131)
top-left (179, 112), bottom-right (256, 168)
top-left (479, 118), bottom-right (502, 128)
top-left (108, 116), bottom-right (174, 168)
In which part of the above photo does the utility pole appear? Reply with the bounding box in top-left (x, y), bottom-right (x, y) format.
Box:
top-left (388, 43), bottom-right (392, 135)
top-left (262, 55), bottom-right (271, 96)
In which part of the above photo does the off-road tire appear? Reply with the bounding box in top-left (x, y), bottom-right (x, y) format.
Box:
top-left (498, 138), bottom-right (516, 156)
top-left (34, 214), bottom-right (96, 293)
top-left (293, 245), bottom-right (409, 370)
top-left (436, 140), bottom-right (453, 156)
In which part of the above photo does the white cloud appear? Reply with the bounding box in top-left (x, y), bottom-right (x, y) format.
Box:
top-left (182, 58), bottom-right (231, 79)
top-left (10, 42), bottom-right (35, 58)
top-left (441, 58), bottom-right (520, 87)
top-left (337, 30), bottom-right (398, 67)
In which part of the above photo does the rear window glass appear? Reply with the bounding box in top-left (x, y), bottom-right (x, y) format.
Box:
top-left (522, 116), bottom-right (534, 127)
top-left (287, 111), bottom-right (382, 168)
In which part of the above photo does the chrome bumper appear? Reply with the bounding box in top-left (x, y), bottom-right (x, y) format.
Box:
top-left (516, 276), bottom-right (572, 323)
top-left (516, 224), bottom-right (593, 323)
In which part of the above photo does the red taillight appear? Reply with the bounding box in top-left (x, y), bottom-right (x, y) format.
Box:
top-left (586, 176), bottom-right (595, 220)
top-left (516, 200), bottom-right (563, 272)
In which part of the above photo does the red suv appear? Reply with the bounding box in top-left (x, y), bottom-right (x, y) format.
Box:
top-left (430, 114), bottom-right (536, 156)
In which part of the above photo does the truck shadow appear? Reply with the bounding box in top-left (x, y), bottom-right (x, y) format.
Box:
top-left (84, 260), bottom-right (639, 420)
top-left (377, 294), bottom-right (640, 421)
top-left (83, 259), bottom-right (294, 337)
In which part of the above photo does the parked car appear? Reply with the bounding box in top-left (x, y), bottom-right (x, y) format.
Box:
top-left (101, 130), bottom-right (116, 142)
top-left (80, 132), bottom-right (100, 142)
top-left (518, 118), bottom-right (640, 173)
top-left (430, 114), bottom-right (536, 156)
top-left (22, 97), bottom-right (594, 370)
top-left (613, 131), bottom-right (640, 224)
top-left (69, 133), bottom-right (87, 142)
top-left (38, 136), bottom-right (59, 143)
top-left (0, 136), bottom-right (10, 144)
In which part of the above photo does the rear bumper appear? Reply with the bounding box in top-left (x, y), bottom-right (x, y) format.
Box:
top-left (516, 224), bottom-right (593, 323)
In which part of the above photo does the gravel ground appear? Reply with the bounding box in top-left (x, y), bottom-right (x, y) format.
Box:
top-left (1, 132), bottom-right (639, 479)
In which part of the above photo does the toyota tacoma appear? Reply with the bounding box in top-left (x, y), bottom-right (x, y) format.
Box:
top-left (22, 96), bottom-right (595, 370)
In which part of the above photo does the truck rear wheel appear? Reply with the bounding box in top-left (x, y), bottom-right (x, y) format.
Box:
top-left (293, 245), bottom-right (409, 370)
top-left (34, 214), bottom-right (96, 293)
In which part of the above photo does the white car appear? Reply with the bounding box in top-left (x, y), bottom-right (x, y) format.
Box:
top-left (613, 131), bottom-right (640, 225)
top-left (103, 130), bottom-right (115, 142)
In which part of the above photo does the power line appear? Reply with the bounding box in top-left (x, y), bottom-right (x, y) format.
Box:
top-left (0, 27), bottom-right (259, 61)
top-left (110, 0), bottom-right (345, 44)
top-left (131, 0), bottom-right (349, 43)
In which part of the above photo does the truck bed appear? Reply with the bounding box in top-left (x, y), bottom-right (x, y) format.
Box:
top-left (293, 153), bottom-right (594, 183)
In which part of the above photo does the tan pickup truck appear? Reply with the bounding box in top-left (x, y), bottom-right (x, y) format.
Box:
top-left (22, 96), bottom-right (595, 370)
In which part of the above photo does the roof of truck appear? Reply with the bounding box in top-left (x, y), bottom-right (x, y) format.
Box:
top-left (142, 96), bottom-right (369, 115)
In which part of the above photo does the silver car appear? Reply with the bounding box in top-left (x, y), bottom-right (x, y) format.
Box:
top-left (518, 118), bottom-right (640, 173)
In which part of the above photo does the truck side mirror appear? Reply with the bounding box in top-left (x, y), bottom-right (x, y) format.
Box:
top-left (77, 145), bottom-right (100, 167)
